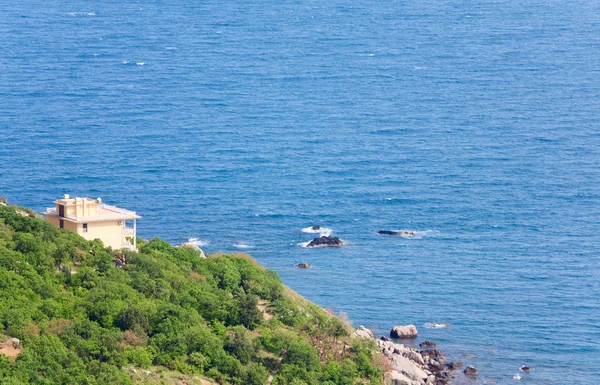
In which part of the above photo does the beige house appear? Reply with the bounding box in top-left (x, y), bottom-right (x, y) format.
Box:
top-left (43, 195), bottom-right (141, 251)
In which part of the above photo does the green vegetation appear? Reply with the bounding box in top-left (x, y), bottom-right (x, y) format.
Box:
top-left (0, 202), bottom-right (383, 385)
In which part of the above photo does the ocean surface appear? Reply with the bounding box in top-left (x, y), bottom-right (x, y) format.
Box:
top-left (1, 0), bottom-right (599, 383)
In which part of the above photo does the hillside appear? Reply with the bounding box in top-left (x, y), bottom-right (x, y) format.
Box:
top-left (0, 201), bottom-right (384, 385)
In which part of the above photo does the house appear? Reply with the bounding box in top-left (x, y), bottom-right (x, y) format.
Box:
top-left (43, 194), bottom-right (141, 251)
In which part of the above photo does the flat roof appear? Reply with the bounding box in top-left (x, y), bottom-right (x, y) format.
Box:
top-left (43, 202), bottom-right (141, 223)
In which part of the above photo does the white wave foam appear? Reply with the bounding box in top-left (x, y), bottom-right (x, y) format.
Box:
top-left (186, 238), bottom-right (209, 247)
top-left (301, 226), bottom-right (333, 236)
top-left (297, 241), bottom-right (311, 248)
top-left (423, 322), bottom-right (451, 329)
top-left (233, 243), bottom-right (253, 249)
top-left (513, 374), bottom-right (522, 381)
top-left (165, 47), bottom-right (177, 50)
top-left (136, 62), bottom-right (145, 66)
top-left (67, 12), bottom-right (95, 16)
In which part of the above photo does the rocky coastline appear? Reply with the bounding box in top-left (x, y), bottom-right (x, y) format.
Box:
top-left (353, 325), bottom-right (466, 385)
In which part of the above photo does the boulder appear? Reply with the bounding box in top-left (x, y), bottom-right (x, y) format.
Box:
top-left (427, 359), bottom-right (445, 373)
top-left (391, 354), bottom-right (429, 382)
top-left (296, 263), bottom-right (310, 268)
top-left (9, 338), bottom-right (20, 347)
top-left (463, 366), bottom-right (478, 376)
top-left (421, 349), bottom-right (446, 366)
top-left (403, 350), bottom-right (425, 366)
top-left (306, 236), bottom-right (343, 247)
top-left (352, 326), bottom-right (375, 340)
top-left (389, 370), bottom-right (417, 385)
top-left (419, 340), bottom-right (436, 348)
top-left (391, 325), bottom-right (418, 338)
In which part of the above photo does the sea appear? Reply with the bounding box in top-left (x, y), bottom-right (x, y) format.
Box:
top-left (1, 0), bottom-right (599, 383)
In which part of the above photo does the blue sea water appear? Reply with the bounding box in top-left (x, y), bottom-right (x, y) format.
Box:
top-left (1, 0), bottom-right (600, 383)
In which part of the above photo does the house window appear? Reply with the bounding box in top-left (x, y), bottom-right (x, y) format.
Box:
top-left (60, 220), bottom-right (64, 229)
top-left (83, 223), bottom-right (88, 233)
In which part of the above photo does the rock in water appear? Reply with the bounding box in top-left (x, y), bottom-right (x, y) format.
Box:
top-left (464, 365), bottom-right (478, 376)
top-left (306, 236), bottom-right (343, 247)
top-left (447, 362), bottom-right (463, 370)
top-left (419, 340), bottom-right (436, 348)
top-left (378, 230), bottom-right (417, 236)
top-left (296, 263), bottom-right (310, 268)
top-left (520, 366), bottom-right (531, 373)
top-left (390, 325), bottom-right (418, 338)
top-left (311, 225), bottom-right (321, 231)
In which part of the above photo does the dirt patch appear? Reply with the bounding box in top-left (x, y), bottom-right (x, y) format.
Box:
top-left (0, 343), bottom-right (22, 359)
top-left (257, 300), bottom-right (273, 321)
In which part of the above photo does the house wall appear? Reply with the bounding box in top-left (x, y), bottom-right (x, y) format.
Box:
top-left (47, 216), bottom-right (125, 249)
top-left (47, 216), bottom-right (80, 233)
top-left (78, 220), bottom-right (125, 249)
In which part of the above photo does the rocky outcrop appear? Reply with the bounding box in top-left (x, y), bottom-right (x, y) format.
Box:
top-left (352, 324), bottom-right (461, 385)
top-left (378, 339), bottom-right (457, 385)
top-left (306, 236), bottom-right (343, 247)
top-left (391, 325), bottom-right (418, 338)
top-left (179, 242), bottom-right (207, 258)
top-left (378, 230), bottom-right (417, 236)
top-left (296, 263), bottom-right (310, 268)
top-left (352, 326), bottom-right (375, 340)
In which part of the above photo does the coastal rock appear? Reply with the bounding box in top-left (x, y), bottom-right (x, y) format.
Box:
top-left (464, 365), bottom-right (478, 376)
top-left (378, 230), bottom-right (417, 237)
top-left (353, 326), bottom-right (375, 340)
top-left (520, 366), bottom-right (531, 373)
top-left (310, 225), bottom-right (321, 231)
top-left (180, 242), bottom-right (207, 258)
top-left (306, 236), bottom-right (343, 247)
top-left (446, 362), bottom-right (463, 371)
top-left (391, 325), bottom-right (418, 338)
top-left (421, 349), bottom-right (446, 366)
top-left (389, 370), bottom-right (418, 385)
top-left (403, 351), bottom-right (425, 366)
top-left (419, 340), bottom-right (436, 348)
top-left (296, 263), bottom-right (310, 268)
top-left (391, 354), bottom-right (429, 383)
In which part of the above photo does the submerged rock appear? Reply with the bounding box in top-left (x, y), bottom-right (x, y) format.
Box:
top-left (310, 225), bottom-right (321, 231)
top-left (296, 263), bottom-right (310, 268)
top-left (378, 230), bottom-right (417, 236)
top-left (447, 362), bottom-right (463, 370)
top-left (419, 340), bottom-right (436, 348)
top-left (520, 366), bottom-right (531, 373)
top-left (306, 236), bottom-right (343, 247)
top-left (390, 324), bottom-right (418, 338)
